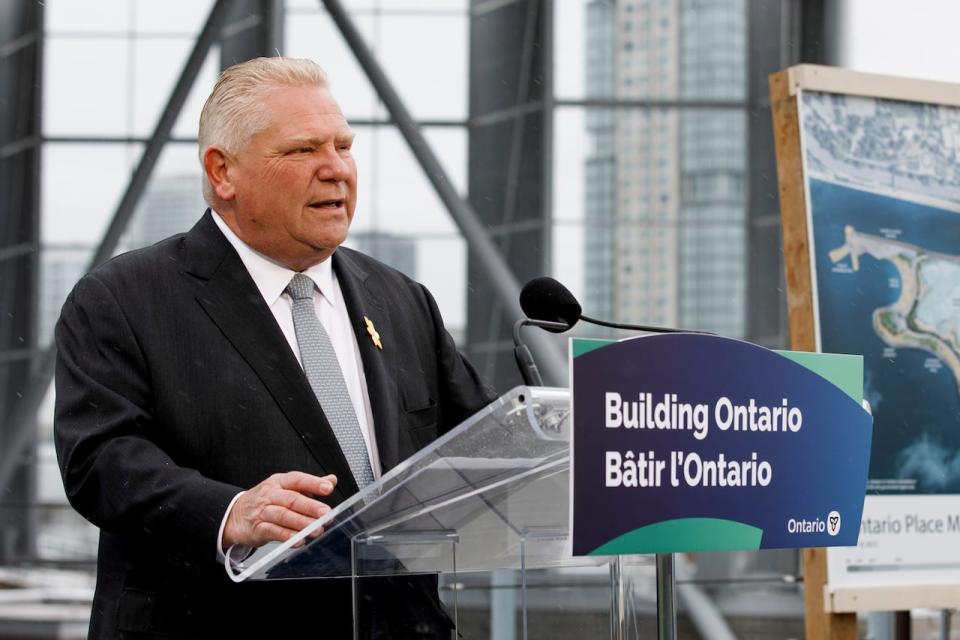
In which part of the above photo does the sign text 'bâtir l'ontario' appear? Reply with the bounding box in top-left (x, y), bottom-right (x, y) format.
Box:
top-left (603, 392), bottom-right (804, 489)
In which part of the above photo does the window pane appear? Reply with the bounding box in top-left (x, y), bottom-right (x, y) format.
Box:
top-left (45, 0), bottom-right (130, 34)
top-left (285, 10), bottom-right (381, 120)
top-left (285, 8), bottom-right (466, 121)
top-left (44, 39), bottom-right (128, 136)
top-left (349, 126), bottom-right (462, 236)
top-left (124, 143), bottom-right (208, 251)
top-left (42, 143), bottom-right (142, 244)
top-left (554, 1), bottom-right (588, 99)
top-left (133, 0), bottom-right (215, 35)
top-left (376, 14), bottom-right (467, 120)
top-left (132, 40), bottom-right (219, 138)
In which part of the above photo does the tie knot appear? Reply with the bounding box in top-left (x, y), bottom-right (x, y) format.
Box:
top-left (286, 273), bottom-right (316, 301)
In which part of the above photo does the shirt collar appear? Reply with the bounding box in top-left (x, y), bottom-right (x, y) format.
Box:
top-left (211, 211), bottom-right (335, 307)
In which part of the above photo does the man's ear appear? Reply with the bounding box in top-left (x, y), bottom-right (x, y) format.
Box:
top-left (203, 146), bottom-right (236, 201)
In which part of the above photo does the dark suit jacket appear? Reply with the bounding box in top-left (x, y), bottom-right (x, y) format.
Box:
top-left (54, 211), bottom-right (495, 639)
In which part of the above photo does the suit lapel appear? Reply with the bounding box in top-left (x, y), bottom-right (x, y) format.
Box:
top-left (182, 212), bottom-right (358, 498)
top-left (333, 249), bottom-right (403, 471)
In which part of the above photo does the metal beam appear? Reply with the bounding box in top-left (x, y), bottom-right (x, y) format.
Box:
top-left (499, 0), bottom-right (540, 249)
top-left (485, 0), bottom-right (542, 352)
top-left (540, 0), bottom-right (555, 277)
top-left (467, 101), bottom-right (546, 128)
top-left (467, 98), bottom-right (746, 129)
top-left (0, 30), bottom-right (37, 57)
top-left (0, 135), bottom-right (41, 159)
top-left (0, 0), bottom-right (230, 499)
top-left (220, 0), bottom-right (284, 68)
top-left (0, 348), bottom-right (38, 366)
top-left (465, 0), bottom-right (553, 385)
top-left (480, 0), bottom-right (542, 379)
top-left (89, 0), bottom-right (229, 273)
top-left (0, 242), bottom-right (33, 262)
top-left (555, 98), bottom-right (748, 109)
top-left (43, 135), bottom-right (198, 144)
top-left (320, 0), bottom-right (566, 384)
top-left (0, 0), bottom-right (43, 561)
top-left (41, 117), bottom-right (469, 146)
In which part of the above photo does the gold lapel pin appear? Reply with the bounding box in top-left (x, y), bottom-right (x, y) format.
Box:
top-left (364, 316), bottom-right (383, 350)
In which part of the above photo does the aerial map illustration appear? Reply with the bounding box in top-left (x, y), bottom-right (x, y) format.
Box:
top-left (801, 90), bottom-right (960, 494)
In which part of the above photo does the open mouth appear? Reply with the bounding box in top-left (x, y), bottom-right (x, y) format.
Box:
top-left (309, 199), bottom-right (344, 209)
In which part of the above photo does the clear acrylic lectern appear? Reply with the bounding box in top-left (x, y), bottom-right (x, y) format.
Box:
top-left (227, 387), bottom-right (650, 638)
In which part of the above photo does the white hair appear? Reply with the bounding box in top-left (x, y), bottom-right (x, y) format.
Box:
top-left (198, 57), bottom-right (329, 203)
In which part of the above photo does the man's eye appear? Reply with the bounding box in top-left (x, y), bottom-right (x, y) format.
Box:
top-left (296, 147), bottom-right (313, 153)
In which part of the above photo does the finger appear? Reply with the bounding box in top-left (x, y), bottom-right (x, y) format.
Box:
top-left (314, 474), bottom-right (337, 495)
top-left (279, 471), bottom-right (336, 496)
top-left (252, 522), bottom-right (301, 546)
top-left (260, 505), bottom-right (322, 533)
top-left (269, 488), bottom-right (328, 516)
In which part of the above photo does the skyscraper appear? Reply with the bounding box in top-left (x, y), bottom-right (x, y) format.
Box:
top-left (585, 0), bottom-right (617, 327)
top-left (126, 174), bottom-right (207, 250)
top-left (585, 0), bottom-right (747, 336)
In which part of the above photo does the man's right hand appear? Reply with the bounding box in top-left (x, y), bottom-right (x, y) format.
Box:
top-left (222, 471), bottom-right (337, 548)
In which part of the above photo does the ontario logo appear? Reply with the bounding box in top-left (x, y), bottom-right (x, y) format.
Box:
top-left (827, 510), bottom-right (841, 536)
top-left (787, 510), bottom-right (841, 536)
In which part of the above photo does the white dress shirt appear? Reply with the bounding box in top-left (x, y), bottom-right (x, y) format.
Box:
top-left (211, 211), bottom-right (381, 559)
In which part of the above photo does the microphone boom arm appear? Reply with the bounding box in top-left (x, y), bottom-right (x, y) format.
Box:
top-left (513, 318), bottom-right (570, 387)
top-left (579, 314), bottom-right (713, 336)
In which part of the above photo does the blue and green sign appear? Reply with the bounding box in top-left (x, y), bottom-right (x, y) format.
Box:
top-left (570, 334), bottom-right (872, 556)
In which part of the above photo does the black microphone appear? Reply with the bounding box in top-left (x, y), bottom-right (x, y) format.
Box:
top-left (513, 278), bottom-right (573, 386)
top-left (520, 276), bottom-right (709, 335)
top-left (518, 277), bottom-right (582, 331)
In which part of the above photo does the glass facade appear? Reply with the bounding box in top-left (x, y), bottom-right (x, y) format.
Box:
top-left (4, 2), bottom-right (785, 636)
top-left (6, 0), bottom-right (960, 636)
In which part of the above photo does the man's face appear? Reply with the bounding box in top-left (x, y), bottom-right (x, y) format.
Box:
top-left (224, 85), bottom-right (357, 269)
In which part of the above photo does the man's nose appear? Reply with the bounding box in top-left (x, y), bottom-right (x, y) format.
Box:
top-left (316, 146), bottom-right (351, 182)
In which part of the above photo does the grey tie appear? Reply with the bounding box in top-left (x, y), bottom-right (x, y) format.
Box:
top-left (286, 273), bottom-right (374, 488)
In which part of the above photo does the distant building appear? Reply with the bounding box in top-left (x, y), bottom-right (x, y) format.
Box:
top-left (585, 0), bottom-right (747, 337)
top-left (39, 248), bottom-right (88, 349)
top-left (584, 0), bottom-right (617, 327)
top-left (126, 174), bottom-right (207, 250)
top-left (347, 230), bottom-right (417, 280)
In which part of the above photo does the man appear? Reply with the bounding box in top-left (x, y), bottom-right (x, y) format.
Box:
top-left (55, 57), bottom-right (495, 639)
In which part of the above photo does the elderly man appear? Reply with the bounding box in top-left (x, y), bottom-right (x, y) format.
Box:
top-left (55, 57), bottom-right (494, 639)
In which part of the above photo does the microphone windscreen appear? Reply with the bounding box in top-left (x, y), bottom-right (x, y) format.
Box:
top-left (520, 277), bottom-right (582, 332)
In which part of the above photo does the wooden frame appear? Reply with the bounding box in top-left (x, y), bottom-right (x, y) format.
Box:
top-left (770, 64), bottom-right (960, 640)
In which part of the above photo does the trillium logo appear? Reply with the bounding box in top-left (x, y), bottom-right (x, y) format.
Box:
top-left (827, 510), bottom-right (841, 536)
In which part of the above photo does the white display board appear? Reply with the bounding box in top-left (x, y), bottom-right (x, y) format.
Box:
top-left (775, 64), bottom-right (960, 616)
